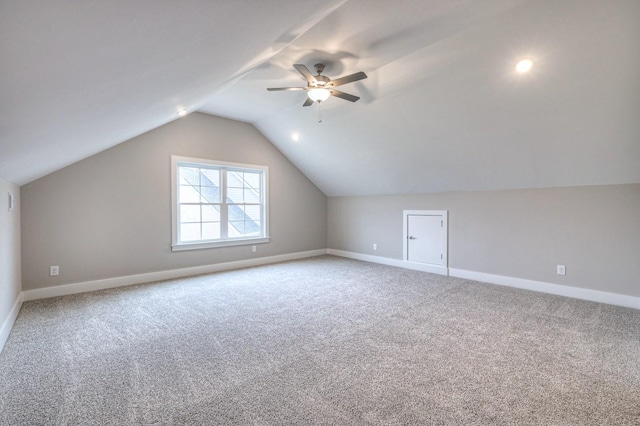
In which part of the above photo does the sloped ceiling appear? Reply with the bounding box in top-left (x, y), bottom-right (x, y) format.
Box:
top-left (1, 0), bottom-right (639, 196)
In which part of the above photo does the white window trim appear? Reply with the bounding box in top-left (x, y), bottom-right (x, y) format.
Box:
top-left (171, 156), bottom-right (270, 251)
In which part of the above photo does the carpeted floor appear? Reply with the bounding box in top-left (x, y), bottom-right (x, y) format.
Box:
top-left (1, 255), bottom-right (639, 425)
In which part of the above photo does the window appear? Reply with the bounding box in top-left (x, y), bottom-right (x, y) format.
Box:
top-left (171, 156), bottom-right (269, 251)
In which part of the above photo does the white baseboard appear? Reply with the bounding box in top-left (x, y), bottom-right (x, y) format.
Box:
top-left (327, 249), bottom-right (639, 310)
top-left (327, 249), bottom-right (448, 276)
top-left (0, 292), bottom-right (23, 354)
top-left (16, 247), bottom-right (640, 323)
top-left (449, 268), bottom-right (640, 310)
top-left (22, 249), bottom-right (327, 302)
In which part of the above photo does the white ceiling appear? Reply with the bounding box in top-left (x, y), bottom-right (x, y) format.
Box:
top-left (2, 0), bottom-right (639, 196)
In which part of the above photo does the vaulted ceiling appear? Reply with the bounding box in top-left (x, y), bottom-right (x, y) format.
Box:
top-left (1, 0), bottom-right (639, 196)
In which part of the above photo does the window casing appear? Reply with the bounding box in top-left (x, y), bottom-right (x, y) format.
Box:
top-left (171, 156), bottom-right (269, 251)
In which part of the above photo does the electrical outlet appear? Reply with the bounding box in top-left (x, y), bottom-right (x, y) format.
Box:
top-left (373, 243), bottom-right (377, 251)
top-left (252, 245), bottom-right (257, 253)
top-left (557, 265), bottom-right (566, 275)
top-left (49, 266), bottom-right (59, 276)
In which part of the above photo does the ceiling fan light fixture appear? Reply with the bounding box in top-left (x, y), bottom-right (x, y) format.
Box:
top-left (308, 87), bottom-right (331, 102)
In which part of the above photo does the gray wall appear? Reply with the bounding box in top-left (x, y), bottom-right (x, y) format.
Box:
top-left (21, 113), bottom-right (327, 290)
top-left (328, 184), bottom-right (640, 298)
top-left (0, 179), bottom-right (21, 339)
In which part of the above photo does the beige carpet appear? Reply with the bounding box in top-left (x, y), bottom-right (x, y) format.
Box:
top-left (1, 255), bottom-right (639, 425)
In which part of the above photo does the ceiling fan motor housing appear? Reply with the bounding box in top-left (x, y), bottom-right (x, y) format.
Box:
top-left (313, 75), bottom-right (330, 87)
top-left (311, 63), bottom-right (330, 87)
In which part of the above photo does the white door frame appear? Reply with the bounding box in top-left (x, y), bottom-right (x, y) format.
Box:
top-left (403, 210), bottom-right (449, 275)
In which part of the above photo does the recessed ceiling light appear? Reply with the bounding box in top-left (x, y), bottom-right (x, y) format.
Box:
top-left (291, 133), bottom-right (300, 141)
top-left (177, 108), bottom-right (188, 116)
top-left (515, 58), bottom-right (534, 73)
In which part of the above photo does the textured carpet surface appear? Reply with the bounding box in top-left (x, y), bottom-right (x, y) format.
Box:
top-left (1, 256), bottom-right (639, 425)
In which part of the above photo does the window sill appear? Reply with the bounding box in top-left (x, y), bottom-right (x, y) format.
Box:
top-left (171, 236), bottom-right (270, 252)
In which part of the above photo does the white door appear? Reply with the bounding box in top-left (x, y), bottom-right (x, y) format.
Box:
top-left (403, 210), bottom-right (448, 275)
top-left (407, 214), bottom-right (443, 265)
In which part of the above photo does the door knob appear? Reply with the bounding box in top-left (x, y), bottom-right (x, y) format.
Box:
top-left (408, 236), bottom-right (416, 239)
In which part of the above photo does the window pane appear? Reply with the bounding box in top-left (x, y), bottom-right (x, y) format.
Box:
top-left (228, 221), bottom-right (245, 237)
top-left (246, 219), bottom-right (261, 235)
top-left (202, 205), bottom-right (220, 222)
top-left (179, 167), bottom-right (200, 185)
top-left (244, 172), bottom-right (260, 189)
top-left (244, 188), bottom-right (260, 204)
top-left (227, 187), bottom-right (243, 204)
top-left (228, 205), bottom-right (245, 222)
top-left (244, 205), bottom-right (261, 222)
top-left (180, 223), bottom-right (201, 241)
top-left (199, 186), bottom-right (220, 203)
top-left (201, 169), bottom-right (220, 186)
top-left (179, 185), bottom-right (200, 203)
top-left (180, 205), bottom-right (200, 223)
top-left (227, 171), bottom-right (244, 188)
top-left (202, 222), bottom-right (220, 240)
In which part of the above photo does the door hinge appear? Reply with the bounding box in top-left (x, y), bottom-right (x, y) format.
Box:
top-left (441, 220), bottom-right (443, 227)
top-left (441, 253), bottom-right (443, 259)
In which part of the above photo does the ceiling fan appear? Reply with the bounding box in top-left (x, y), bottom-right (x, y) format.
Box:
top-left (267, 63), bottom-right (367, 107)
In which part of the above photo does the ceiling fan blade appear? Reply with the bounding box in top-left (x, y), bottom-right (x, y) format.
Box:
top-left (330, 90), bottom-right (360, 102)
top-left (302, 97), bottom-right (314, 107)
top-left (293, 64), bottom-right (316, 84)
top-left (266, 87), bottom-right (306, 91)
top-left (329, 71), bottom-right (367, 88)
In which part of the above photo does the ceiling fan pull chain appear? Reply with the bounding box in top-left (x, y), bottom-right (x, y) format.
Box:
top-left (318, 102), bottom-right (323, 123)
